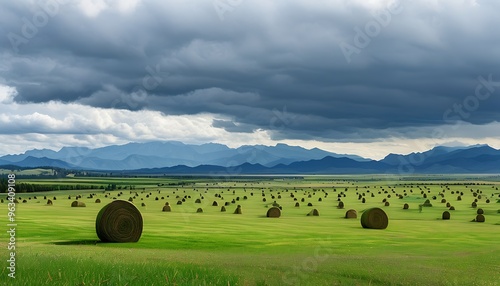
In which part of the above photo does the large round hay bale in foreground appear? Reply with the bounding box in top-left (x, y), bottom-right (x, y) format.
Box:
top-left (267, 207), bottom-right (281, 218)
top-left (475, 214), bottom-right (485, 223)
top-left (361, 208), bottom-right (388, 230)
top-left (307, 209), bottom-right (320, 216)
top-left (442, 211), bottom-right (451, 220)
top-left (71, 201), bottom-right (86, 207)
top-left (95, 200), bottom-right (143, 243)
top-left (345, 209), bottom-right (357, 219)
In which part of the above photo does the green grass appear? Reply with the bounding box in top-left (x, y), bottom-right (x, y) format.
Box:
top-left (1, 175), bottom-right (500, 285)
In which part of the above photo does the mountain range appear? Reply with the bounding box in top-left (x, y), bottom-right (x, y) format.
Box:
top-left (1, 142), bottom-right (499, 174)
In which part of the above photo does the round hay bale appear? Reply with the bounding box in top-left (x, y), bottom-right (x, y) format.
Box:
top-left (345, 209), bottom-right (357, 219)
top-left (165, 202), bottom-right (170, 206)
top-left (442, 211), bottom-right (451, 220)
top-left (46, 199), bottom-right (53, 206)
top-left (471, 202), bottom-right (477, 208)
top-left (95, 199), bottom-right (101, 203)
top-left (475, 214), bottom-right (485, 223)
top-left (162, 205), bottom-right (171, 212)
top-left (457, 196), bottom-right (462, 201)
top-left (441, 199), bottom-right (446, 203)
top-left (403, 203), bottom-right (409, 210)
top-left (337, 201), bottom-right (344, 209)
top-left (449, 206), bottom-right (455, 210)
top-left (295, 202), bottom-right (300, 207)
top-left (220, 206), bottom-right (226, 212)
top-left (0, 199), bottom-right (3, 203)
top-left (196, 208), bottom-right (203, 213)
top-left (477, 208), bottom-right (484, 215)
top-left (95, 200), bottom-right (143, 243)
top-left (360, 208), bottom-right (388, 230)
top-left (195, 198), bottom-right (202, 204)
top-left (141, 203), bottom-right (146, 207)
top-left (307, 209), bottom-right (320, 216)
top-left (71, 201), bottom-right (86, 207)
top-left (266, 207), bottom-right (281, 218)
top-left (176, 201), bottom-right (182, 205)
top-left (234, 206), bottom-right (242, 214)
top-left (307, 202), bottom-right (313, 207)
top-left (446, 202), bottom-right (451, 208)
top-left (212, 201), bottom-right (219, 206)
top-left (384, 201), bottom-right (390, 207)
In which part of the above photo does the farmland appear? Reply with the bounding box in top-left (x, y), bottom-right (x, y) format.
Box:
top-left (1, 174), bottom-right (500, 285)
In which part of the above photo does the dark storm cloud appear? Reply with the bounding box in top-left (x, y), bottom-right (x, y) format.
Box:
top-left (1, 0), bottom-right (500, 141)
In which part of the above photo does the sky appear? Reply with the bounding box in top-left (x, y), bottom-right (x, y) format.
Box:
top-left (1, 0), bottom-right (500, 160)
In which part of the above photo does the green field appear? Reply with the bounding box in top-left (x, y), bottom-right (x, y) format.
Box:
top-left (1, 175), bottom-right (500, 285)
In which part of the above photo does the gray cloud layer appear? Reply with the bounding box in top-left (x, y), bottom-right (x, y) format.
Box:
top-left (2, 0), bottom-right (500, 142)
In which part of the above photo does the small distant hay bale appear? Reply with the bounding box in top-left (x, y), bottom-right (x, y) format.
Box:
top-left (267, 207), bottom-right (281, 218)
top-left (53, 197), bottom-right (57, 200)
top-left (475, 214), bottom-right (485, 223)
top-left (307, 209), bottom-right (320, 216)
top-left (295, 202), bottom-right (300, 207)
top-left (307, 202), bottom-right (313, 207)
top-left (422, 200), bottom-right (432, 207)
top-left (441, 199), bottom-right (446, 203)
top-left (471, 202), bottom-right (477, 208)
top-left (165, 202), bottom-right (170, 206)
top-left (195, 198), bottom-right (202, 204)
top-left (360, 208), bottom-right (388, 230)
top-left (337, 201), bottom-right (344, 209)
top-left (212, 201), bottom-right (219, 206)
top-left (262, 198), bottom-right (267, 202)
top-left (22, 199), bottom-right (27, 203)
top-left (403, 203), bottom-right (409, 210)
top-left (141, 202), bottom-right (146, 207)
top-left (449, 206), bottom-right (455, 210)
top-left (95, 199), bottom-right (101, 203)
top-left (225, 202), bottom-right (231, 206)
top-left (345, 209), bottom-right (357, 219)
top-left (362, 198), bottom-right (366, 203)
top-left (477, 208), bottom-right (484, 215)
top-left (457, 196), bottom-right (462, 201)
top-left (220, 206), bottom-right (226, 212)
top-left (442, 211), bottom-right (451, 220)
top-left (176, 201), bottom-right (183, 205)
top-left (446, 202), bottom-right (451, 208)
top-left (486, 199), bottom-right (490, 203)
top-left (318, 198), bottom-right (322, 202)
top-left (95, 200), bottom-right (143, 243)
top-left (196, 208), bottom-right (203, 213)
top-left (234, 205), bottom-right (242, 214)
top-left (46, 199), bottom-right (53, 206)
top-left (128, 197), bottom-right (133, 202)
top-left (0, 199), bottom-right (3, 203)
top-left (71, 201), bottom-right (86, 207)
top-left (162, 205), bottom-right (171, 212)
top-left (384, 201), bottom-right (390, 207)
